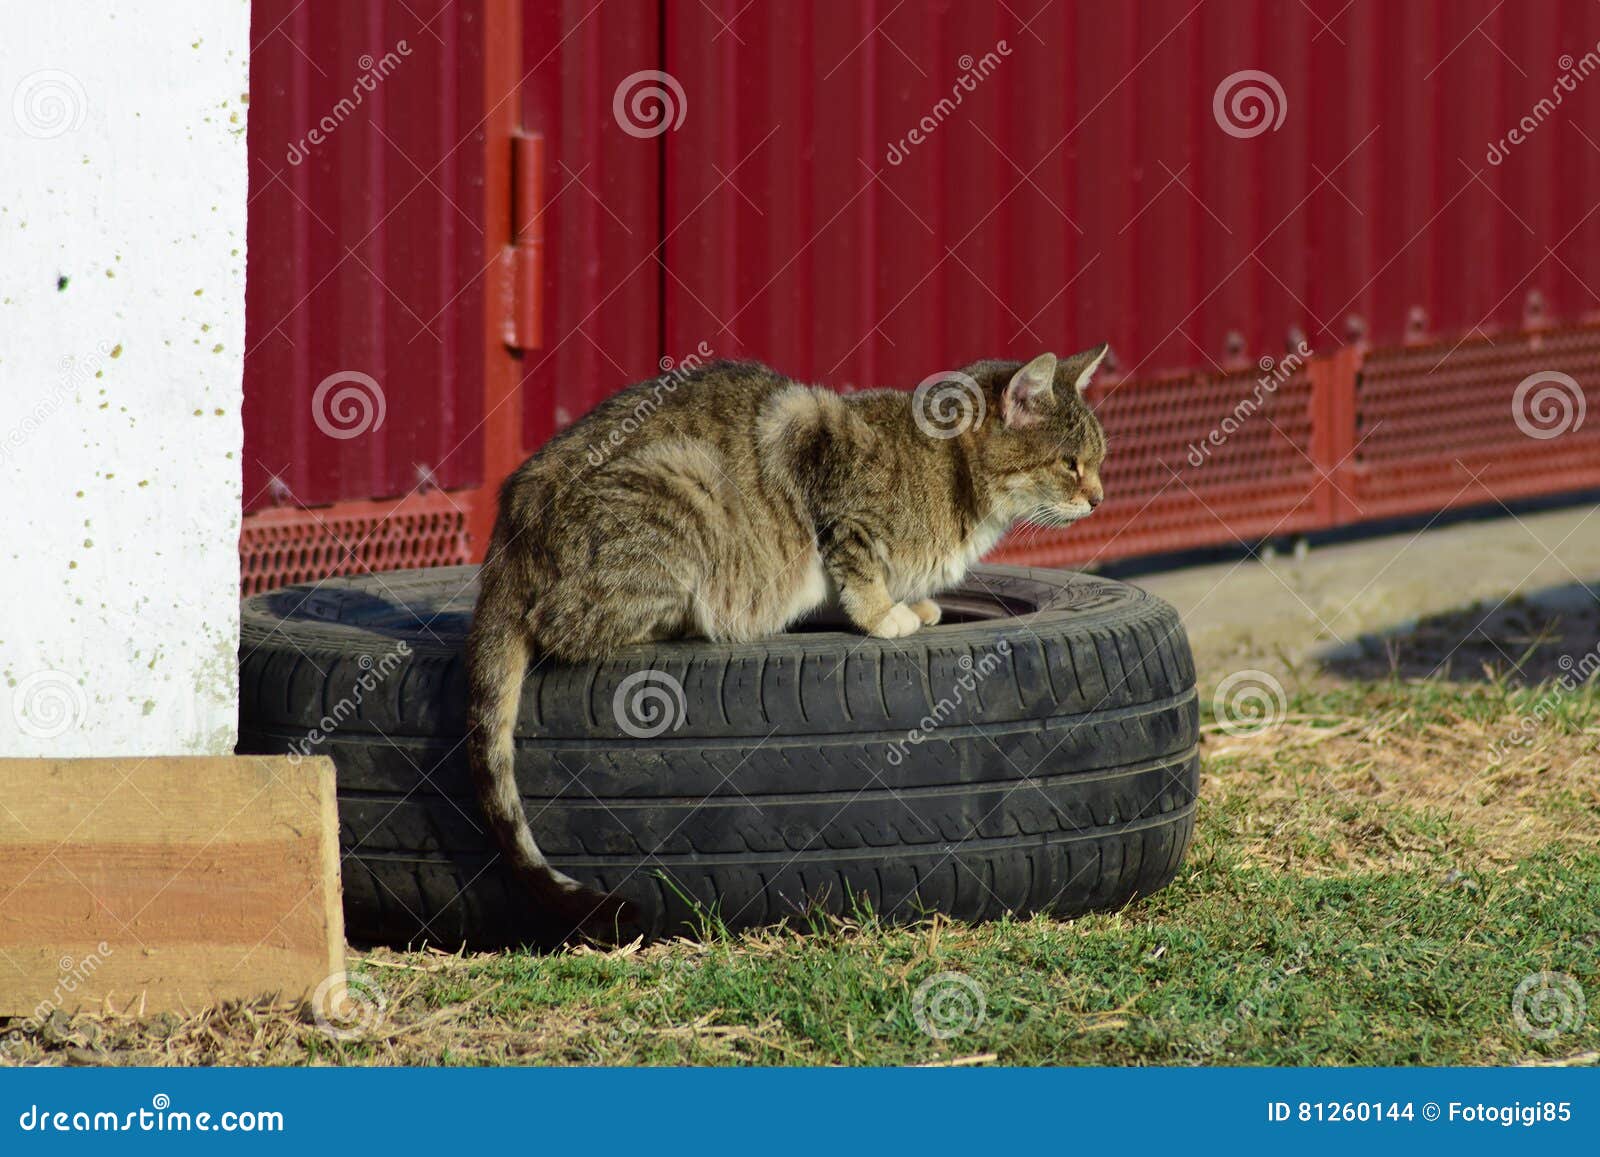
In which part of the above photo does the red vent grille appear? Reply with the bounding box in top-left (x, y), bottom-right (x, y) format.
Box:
top-left (240, 493), bottom-right (472, 596)
top-left (995, 361), bottom-right (1322, 568)
top-left (1349, 329), bottom-right (1600, 518)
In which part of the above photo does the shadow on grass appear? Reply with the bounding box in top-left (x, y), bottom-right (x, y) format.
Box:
top-left (1317, 578), bottom-right (1600, 685)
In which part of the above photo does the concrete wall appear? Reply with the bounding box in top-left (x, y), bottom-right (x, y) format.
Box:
top-left (0, 2), bottom-right (250, 756)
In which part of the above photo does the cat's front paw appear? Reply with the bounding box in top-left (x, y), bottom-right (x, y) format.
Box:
top-left (909, 598), bottom-right (942, 626)
top-left (869, 602), bottom-right (923, 639)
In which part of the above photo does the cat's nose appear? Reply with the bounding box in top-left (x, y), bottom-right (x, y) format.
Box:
top-left (1087, 491), bottom-right (1102, 508)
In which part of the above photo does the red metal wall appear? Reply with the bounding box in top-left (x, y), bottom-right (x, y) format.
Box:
top-left (244, 0), bottom-right (487, 512)
top-left (517, 0), bottom-right (664, 451)
top-left (241, 0), bottom-right (1600, 590)
top-left (662, 0), bottom-right (1600, 377)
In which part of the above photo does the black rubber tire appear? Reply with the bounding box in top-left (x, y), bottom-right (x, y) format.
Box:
top-left (237, 564), bottom-right (1199, 948)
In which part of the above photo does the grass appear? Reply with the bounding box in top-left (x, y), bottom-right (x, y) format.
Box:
top-left (6, 628), bottom-right (1599, 1065)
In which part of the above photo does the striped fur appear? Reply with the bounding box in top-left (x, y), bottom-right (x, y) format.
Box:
top-left (466, 349), bottom-right (1110, 928)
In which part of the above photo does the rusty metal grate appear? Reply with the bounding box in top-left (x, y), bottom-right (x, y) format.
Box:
top-left (239, 493), bottom-right (472, 596)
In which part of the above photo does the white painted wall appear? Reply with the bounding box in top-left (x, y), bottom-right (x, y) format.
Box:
top-left (0, 2), bottom-right (250, 756)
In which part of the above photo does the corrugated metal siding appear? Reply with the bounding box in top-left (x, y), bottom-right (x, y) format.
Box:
top-left (517, 0), bottom-right (663, 450)
top-left (663, 0), bottom-right (1600, 376)
top-left (244, 0), bottom-right (486, 511)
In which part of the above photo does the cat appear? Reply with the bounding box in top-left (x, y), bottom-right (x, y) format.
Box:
top-left (465, 346), bottom-right (1110, 930)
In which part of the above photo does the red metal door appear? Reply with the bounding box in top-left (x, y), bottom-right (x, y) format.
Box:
top-left (241, 0), bottom-right (664, 590)
top-left (472, 0), bottom-right (665, 553)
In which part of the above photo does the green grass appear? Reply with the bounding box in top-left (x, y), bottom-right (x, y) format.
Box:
top-left (8, 676), bottom-right (1598, 1067)
top-left (379, 840), bottom-right (1597, 1066)
top-left (349, 675), bottom-right (1599, 1066)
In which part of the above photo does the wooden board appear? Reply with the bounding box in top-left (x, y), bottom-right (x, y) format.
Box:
top-left (0, 756), bottom-right (343, 1017)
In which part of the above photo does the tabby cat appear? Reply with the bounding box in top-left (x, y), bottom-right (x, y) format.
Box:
top-left (466, 347), bottom-right (1110, 928)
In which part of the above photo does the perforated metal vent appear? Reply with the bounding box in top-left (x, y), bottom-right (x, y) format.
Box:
top-left (239, 494), bottom-right (472, 596)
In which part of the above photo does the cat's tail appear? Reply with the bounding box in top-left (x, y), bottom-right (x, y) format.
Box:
top-left (465, 584), bottom-right (631, 937)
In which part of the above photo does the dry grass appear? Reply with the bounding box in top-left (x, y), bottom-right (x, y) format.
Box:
top-left (1205, 702), bottom-right (1600, 875)
top-left (1, 948), bottom-right (610, 1067)
top-left (0, 938), bottom-right (886, 1067)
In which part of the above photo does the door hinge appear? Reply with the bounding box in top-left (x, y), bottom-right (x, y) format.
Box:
top-left (498, 130), bottom-right (545, 352)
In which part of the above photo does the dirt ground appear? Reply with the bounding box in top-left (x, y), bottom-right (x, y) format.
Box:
top-left (1139, 501), bottom-right (1600, 686)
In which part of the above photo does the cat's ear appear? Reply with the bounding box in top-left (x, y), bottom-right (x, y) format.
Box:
top-left (1002, 352), bottom-right (1058, 428)
top-left (1065, 343), bottom-right (1110, 396)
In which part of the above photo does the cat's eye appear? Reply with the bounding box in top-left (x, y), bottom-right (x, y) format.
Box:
top-left (1063, 457), bottom-right (1079, 473)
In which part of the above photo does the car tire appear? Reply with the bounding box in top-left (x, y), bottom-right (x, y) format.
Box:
top-left (237, 564), bottom-right (1199, 948)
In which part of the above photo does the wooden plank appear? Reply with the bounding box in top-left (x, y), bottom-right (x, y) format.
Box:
top-left (0, 756), bottom-right (343, 1017)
